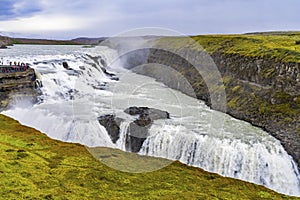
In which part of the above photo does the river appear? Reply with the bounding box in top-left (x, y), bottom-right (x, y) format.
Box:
top-left (1, 44), bottom-right (299, 196)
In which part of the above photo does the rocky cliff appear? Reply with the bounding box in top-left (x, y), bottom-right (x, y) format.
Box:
top-left (0, 68), bottom-right (40, 111)
top-left (118, 36), bottom-right (300, 171)
top-left (98, 107), bottom-right (170, 152)
top-left (0, 35), bottom-right (13, 48)
top-left (211, 52), bottom-right (300, 168)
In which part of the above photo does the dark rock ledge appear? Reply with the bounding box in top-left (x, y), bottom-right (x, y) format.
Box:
top-left (98, 106), bottom-right (170, 152)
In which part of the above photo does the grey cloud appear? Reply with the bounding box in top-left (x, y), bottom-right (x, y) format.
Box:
top-left (1, 0), bottom-right (300, 38)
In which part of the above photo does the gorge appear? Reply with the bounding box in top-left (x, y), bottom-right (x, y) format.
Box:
top-left (0, 33), bottom-right (300, 197)
top-left (115, 35), bottom-right (300, 173)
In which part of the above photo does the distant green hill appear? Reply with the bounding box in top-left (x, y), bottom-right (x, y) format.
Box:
top-left (0, 35), bottom-right (104, 46)
top-left (11, 38), bottom-right (80, 45)
top-left (0, 114), bottom-right (298, 199)
top-left (0, 35), bottom-right (82, 46)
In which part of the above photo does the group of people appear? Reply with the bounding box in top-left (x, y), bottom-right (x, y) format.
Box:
top-left (0, 61), bottom-right (30, 73)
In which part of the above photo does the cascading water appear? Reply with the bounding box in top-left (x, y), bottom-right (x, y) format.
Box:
top-left (1, 45), bottom-right (117, 147)
top-left (116, 121), bottom-right (131, 151)
top-left (1, 44), bottom-right (300, 196)
top-left (139, 122), bottom-right (300, 195)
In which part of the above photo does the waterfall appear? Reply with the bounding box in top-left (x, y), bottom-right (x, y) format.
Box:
top-left (116, 121), bottom-right (131, 151)
top-left (139, 123), bottom-right (300, 196)
top-left (2, 45), bottom-right (117, 147)
top-left (1, 44), bottom-right (300, 196)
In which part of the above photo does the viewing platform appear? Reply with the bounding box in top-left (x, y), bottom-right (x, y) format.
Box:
top-left (0, 64), bottom-right (37, 91)
top-left (0, 64), bottom-right (30, 73)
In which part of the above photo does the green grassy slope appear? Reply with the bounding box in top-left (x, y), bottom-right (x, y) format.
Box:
top-left (0, 114), bottom-right (298, 199)
top-left (192, 32), bottom-right (300, 62)
top-left (11, 38), bottom-right (80, 45)
top-left (153, 32), bottom-right (300, 62)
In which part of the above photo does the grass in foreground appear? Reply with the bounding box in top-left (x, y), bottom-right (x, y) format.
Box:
top-left (0, 114), bottom-right (298, 199)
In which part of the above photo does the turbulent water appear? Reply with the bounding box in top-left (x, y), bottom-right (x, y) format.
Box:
top-left (1, 44), bottom-right (300, 196)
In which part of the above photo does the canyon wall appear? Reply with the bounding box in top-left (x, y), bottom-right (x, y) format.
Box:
top-left (121, 45), bottom-right (300, 170)
top-left (0, 68), bottom-right (40, 111)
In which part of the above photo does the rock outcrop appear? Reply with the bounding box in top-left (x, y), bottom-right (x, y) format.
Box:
top-left (124, 107), bottom-right (170, 152)
top-left (0, 45), bottom-right (8, 49)
top-left (124, 106), bottom-right (170, 121)
top-left (0, 68), bottom-right (40, 111)
top-left (98, 107), bottom-right (170, 152)
top-left (97, 114), bottom-right (123, 143)
top-left (0, 35), bottom-right (13, 49)
top-left (86, 54), bottom-right (119, 81)
top-left (62, 62), bottom-right (71, 70)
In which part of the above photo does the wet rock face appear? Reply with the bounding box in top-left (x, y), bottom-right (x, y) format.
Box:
top-left (97, 115), bottom-right (123, 143)
top-left (62, 62), bottom-right (71, 70)
top-left (86, 54), bottom-right (119, 81)
top-left (124, 107), bottom-right (170, 152)
top-left (0, 68), bottom-right (40, 111)
top-left (124, 106), bottom-right (170, 121)
top-left (0, 36), bottom-right (12, 49)
top-left (0, 44), bottom-right (7, 49)
top-left (126, 123), bottom-right (149, 153)
top-left (98, 107), bottom-right (170, 153)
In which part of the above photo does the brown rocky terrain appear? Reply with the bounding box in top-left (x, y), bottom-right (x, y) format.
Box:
top-left (0, 68), bottom-right (40, 111)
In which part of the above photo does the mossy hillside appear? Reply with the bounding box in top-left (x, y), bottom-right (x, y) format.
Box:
top-left (223, 75), bottom-right (300, 123)
top-left (192, 33), bottom-right (300, 63)
top-left (11, 38), bottom-right (80, 45)
top-left (1, 36), bottom-right (81, 46)
top-left (0, 114), bottom-right (297, 199)
top-left (153, 32), bottom-right (300, 62)
top-left (145, 47), bottom-right (299, 137)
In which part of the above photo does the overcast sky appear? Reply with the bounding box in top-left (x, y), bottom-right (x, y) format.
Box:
top-left (0, 0), bottom-right (299, 39)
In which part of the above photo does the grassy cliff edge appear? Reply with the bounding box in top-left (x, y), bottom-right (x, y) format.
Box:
top-left (0, 114), bottom-right (297, 199)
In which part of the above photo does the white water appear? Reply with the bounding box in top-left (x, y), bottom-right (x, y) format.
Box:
top-left (1, 45), bottom-right (300, 196)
